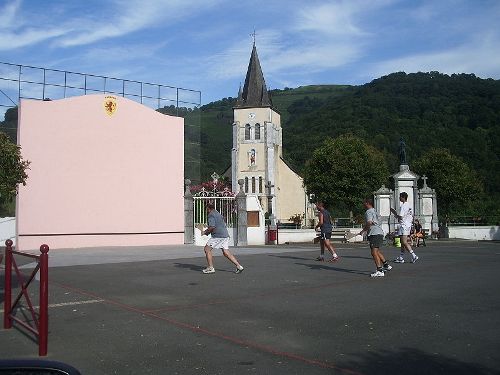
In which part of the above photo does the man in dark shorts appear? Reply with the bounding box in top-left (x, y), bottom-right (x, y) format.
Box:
top-left (314, 201), bottom-right (339, 262)
top-left (358, 198), bottom-right (392, 277)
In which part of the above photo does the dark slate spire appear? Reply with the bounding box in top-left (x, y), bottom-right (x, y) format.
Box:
top-left (236, 44), bottom-right (273, 108)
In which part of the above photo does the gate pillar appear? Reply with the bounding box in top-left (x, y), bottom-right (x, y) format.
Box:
top-left (236, 179), bottom-right (247, 246)
top-left (184, 179), bottom-right (194, 244)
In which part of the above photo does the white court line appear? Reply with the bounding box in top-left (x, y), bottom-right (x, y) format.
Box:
top-left (0, 299), bottom-right (104, 313)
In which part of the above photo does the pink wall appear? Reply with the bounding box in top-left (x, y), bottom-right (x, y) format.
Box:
top-left (16, 95), bottom-right (184, 250)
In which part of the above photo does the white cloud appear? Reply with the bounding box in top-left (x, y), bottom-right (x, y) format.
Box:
top-left (0, 28), bottom-right (69, 50)
top-left (0, 0), bottom-right (21, 28)
top-left (370, 34), bottom-right (500, 80)
top-left (0, 0), bottom-right (70, 50)
top-left (56, 0), bottom-right (223, 47)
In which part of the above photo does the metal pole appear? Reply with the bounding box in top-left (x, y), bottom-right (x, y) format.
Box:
top-left (38, 244), bottom-right (49, 356)
top-left (3, 240), bottom-right (13, 329)
top-left (42, 68), bottom-right (46, 100)
top-left (18, 65), bottom-right (21, 102)
top-left (64, 71), bottom-right (67, 98)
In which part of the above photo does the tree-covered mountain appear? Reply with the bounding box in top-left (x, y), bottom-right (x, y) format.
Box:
top-left (281, 72), bottom-right (500, 198)
top-left (198, 72), bottom-right (499, 197)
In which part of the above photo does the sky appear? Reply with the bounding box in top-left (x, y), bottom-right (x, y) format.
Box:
top-left (1, 0), bottom-right (500, 108)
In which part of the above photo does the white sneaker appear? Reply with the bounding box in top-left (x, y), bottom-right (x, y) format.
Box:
top-left (235, 266), bottom-right (244, 274)
top-left (202, 267), bottom-right (215, 274)
top-left (370, 270), bottom-right (385, 277)
top-left (411, 255), bottom-right (419, 263)
top-left (394, 257), bottom-right (405, 263)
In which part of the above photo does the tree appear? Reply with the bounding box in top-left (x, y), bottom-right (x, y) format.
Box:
top-left (413, 148), bottom-right (483, 218)
top-left (303, 134), bottom-right (389, 215)
top-left (0, 132), bottom-right (30, 216)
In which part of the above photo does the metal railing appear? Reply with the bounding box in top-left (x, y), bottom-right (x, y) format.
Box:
top-left (0, 61), bottom-right (201, 113)
top-left (193, 197), bottom-right (237, 228)
top-left (445, 216), bottom-right (500, 226)
top-left (3, 240), bottom-right (49, 356)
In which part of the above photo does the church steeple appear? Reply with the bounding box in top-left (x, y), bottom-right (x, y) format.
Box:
top-left (236, 44), bottom-right (273, 108)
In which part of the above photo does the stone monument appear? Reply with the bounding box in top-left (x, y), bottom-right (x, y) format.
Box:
top-left (374, 139), bottom-right (438, 234)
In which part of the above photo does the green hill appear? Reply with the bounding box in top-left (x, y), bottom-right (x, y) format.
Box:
top-left (197, 72), bottom-right (500, 221)
top-left (282, 72), bottom-right (500, 197)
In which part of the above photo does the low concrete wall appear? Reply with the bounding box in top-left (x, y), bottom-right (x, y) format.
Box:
top-left (0, 217), bottom-right (16, 245)
top-left (276, 228), bottom-right (363, 244)
top-left (277, 228), bottom-right (316, 244)
top-left (447, 226), bottom-right (500, 241)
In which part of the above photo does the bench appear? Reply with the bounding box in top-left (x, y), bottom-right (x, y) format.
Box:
top-left (331, 228), bottom-right (349, 243)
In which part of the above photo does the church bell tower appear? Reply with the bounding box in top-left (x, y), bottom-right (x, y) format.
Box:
top-left (231, 43), bottom-right (282, 214)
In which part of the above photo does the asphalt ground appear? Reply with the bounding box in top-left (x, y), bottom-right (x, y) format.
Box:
top-left (1, 240), bottom-right (499, 375)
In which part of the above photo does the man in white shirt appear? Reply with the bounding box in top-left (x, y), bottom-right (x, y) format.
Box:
top-left (390, 192), bottom-right (419, 263)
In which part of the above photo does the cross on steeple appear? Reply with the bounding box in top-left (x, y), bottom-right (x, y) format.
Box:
top-left (250, 29), bottom-right (257, 46)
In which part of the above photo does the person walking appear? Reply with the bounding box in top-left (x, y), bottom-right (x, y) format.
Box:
top-left (314, 201), bottom-right (339, 262)
top-left (390, 192), bottom-right (419, 263)
top-left (201, 203), bottom-right (244, 274)
top-left (358, 198), bottom-right (392, 277)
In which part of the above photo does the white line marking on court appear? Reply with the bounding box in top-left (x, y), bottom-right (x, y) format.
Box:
top-left (0, 299), bottom-right (104, 313)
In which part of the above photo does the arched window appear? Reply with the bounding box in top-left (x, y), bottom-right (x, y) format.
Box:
top-left (259, 177), bottom-right (263, 193)
top-left (255, 123), bottom-right (261, 140)
top-left (245, 124), bottom-right (251, 140)
top-left (244, 177), bottom-right (249, 193)
top-left (252, 177), bottom-right (256, 193)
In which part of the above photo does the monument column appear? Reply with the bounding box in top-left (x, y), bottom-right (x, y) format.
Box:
top-left (374, 185), bottom-right (393, 236)
top-left (392, 138), bottom-right (419, 218)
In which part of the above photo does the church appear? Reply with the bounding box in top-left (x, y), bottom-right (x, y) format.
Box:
top-left (224, 43), bottom-right (310, 225)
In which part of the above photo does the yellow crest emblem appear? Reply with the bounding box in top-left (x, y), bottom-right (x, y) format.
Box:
top-left (103, 96), bottom-right (117, 116)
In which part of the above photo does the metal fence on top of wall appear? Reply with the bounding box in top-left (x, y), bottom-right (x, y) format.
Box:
top-left (0, 61), bottom-right (202, 183)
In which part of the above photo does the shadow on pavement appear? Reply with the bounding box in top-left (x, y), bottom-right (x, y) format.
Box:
top-left (295, 262), bottom-right (370, 276)
top-left (173, 262), bottom-right (205, 272)
top-left (338, 347), bottom-right (498, 375)
top-left (268, 254), bottom-right (312, 261)
top-left (173, 262), bottom-right (234, 273)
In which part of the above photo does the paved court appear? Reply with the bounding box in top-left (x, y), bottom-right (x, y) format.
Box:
top-left (1, 240), bottom-right (499, 374)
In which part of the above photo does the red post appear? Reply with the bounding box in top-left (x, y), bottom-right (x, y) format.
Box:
top-left (3, 239), bottom-right (13, 329)
top-left (38, 244), bottom-right (49, 356)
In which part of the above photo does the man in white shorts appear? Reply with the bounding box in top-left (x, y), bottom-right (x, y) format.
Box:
top-left (201, 203), bottom-right (244, 274)
top-left (390, 192), bottom-right (419, 263)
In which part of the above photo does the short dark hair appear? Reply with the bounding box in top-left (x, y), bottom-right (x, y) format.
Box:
top-left (400, 192), bottom-right (408, 200)
top-left (316, 201), bottom-right (328, 209)
top-left (206, 203), bottom-right (215, 210)
top-left (364, 198), bottom-right (374, 207)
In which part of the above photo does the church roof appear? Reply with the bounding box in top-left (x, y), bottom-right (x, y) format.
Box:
top-left (235, 44), bottom-right (273, 108)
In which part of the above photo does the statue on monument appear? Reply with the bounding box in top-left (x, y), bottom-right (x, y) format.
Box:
top-left (398, 137), bottom-right (407, 165)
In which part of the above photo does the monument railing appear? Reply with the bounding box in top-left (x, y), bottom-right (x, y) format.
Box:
top-left (445, 216), bottom-right (500, 226)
